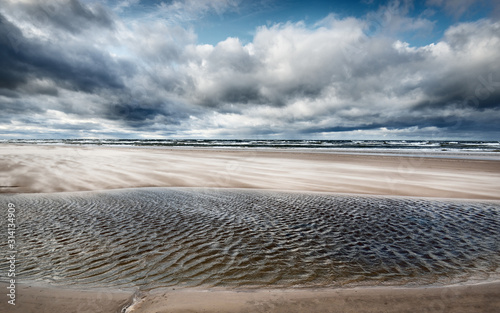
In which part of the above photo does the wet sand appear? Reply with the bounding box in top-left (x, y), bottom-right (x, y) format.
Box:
top-left (1, 282), bottom-right (499, 313)
top-left (4, 189), bottom-right (499, 289)
top-left (1, 144), bottom-right (499, 199)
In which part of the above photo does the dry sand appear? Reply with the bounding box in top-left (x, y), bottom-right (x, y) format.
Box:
top-left (1, 144), bottom-right (499, 199)
top-left (0, 283), bottom-right (132, 313)
top-left (1, 282), bottom-right (499, 313)
top-left (1, 144), bottom-right (500, 312)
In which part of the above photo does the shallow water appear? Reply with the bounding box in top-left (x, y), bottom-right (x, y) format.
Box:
top-left (1, 188), bottom-right (499, 290)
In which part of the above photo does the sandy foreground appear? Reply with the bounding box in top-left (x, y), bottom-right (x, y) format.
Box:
top-left (1, 144), bottom-right (500, 312)
top-left (1, 282), bottom-right (499, 313)
top-left (0, 144), bottom-right (499, 199)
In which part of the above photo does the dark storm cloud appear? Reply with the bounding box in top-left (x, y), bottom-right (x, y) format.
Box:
top-left (0, 12), bottom-right (129, 96)
top-left (0, 14), bottom-right (29, 90)
top-left (0, 99), bottom-right (44, 119)
top-left (104, 90), bottom-right (198, 129)
top-left (414, 81), bottom-right (500, 112)
top-left (220, 86), bottom-right (264, 105)
top-left (28, 46), bottom-right (128, 93)
top-left (106, 102), bottom-right (173, 127)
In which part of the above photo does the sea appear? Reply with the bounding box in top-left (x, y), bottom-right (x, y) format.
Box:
top-left (2, 139), bottom-right (500, 153)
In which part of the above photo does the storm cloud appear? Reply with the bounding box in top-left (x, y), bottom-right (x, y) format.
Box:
top-left (0, 0), bottom-right (499, 139)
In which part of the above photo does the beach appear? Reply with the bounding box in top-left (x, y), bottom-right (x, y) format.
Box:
top-left (1, 144), bottom-right (499, 312)
top-left (1, 144), bottom-right (499, 199)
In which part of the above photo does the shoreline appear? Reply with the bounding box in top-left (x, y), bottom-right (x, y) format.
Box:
top-left (3, 142), bottom-right (500, 160)
top-left (5, 186), bottom-right (500, 207)
top-left (2, 281), bottom-right (499, 313)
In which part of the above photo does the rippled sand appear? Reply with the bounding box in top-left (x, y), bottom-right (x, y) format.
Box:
top-left (2, 188), bottom-right (499, 291)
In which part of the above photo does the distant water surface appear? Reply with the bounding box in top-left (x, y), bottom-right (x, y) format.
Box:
top-left (3, 139), bottom-right (500, 154)
top-left (1, 189), bottom-right (499, 290)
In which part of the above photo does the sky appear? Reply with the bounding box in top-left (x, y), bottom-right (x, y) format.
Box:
top-left (0, 0), bottom-right (499, 140)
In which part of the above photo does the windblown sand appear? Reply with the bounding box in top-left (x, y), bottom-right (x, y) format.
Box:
top-left (1, 144), bottom-right (499, 199)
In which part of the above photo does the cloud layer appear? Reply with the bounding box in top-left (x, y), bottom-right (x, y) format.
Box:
top-left (0, 0), bottom-right (499, 139)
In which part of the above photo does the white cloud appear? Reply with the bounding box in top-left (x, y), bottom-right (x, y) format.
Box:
top-left (175, 17), bottom-right (500, 137)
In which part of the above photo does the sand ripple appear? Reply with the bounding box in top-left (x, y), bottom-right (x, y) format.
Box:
top-left (1, 188), bottom-right (499, 289)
